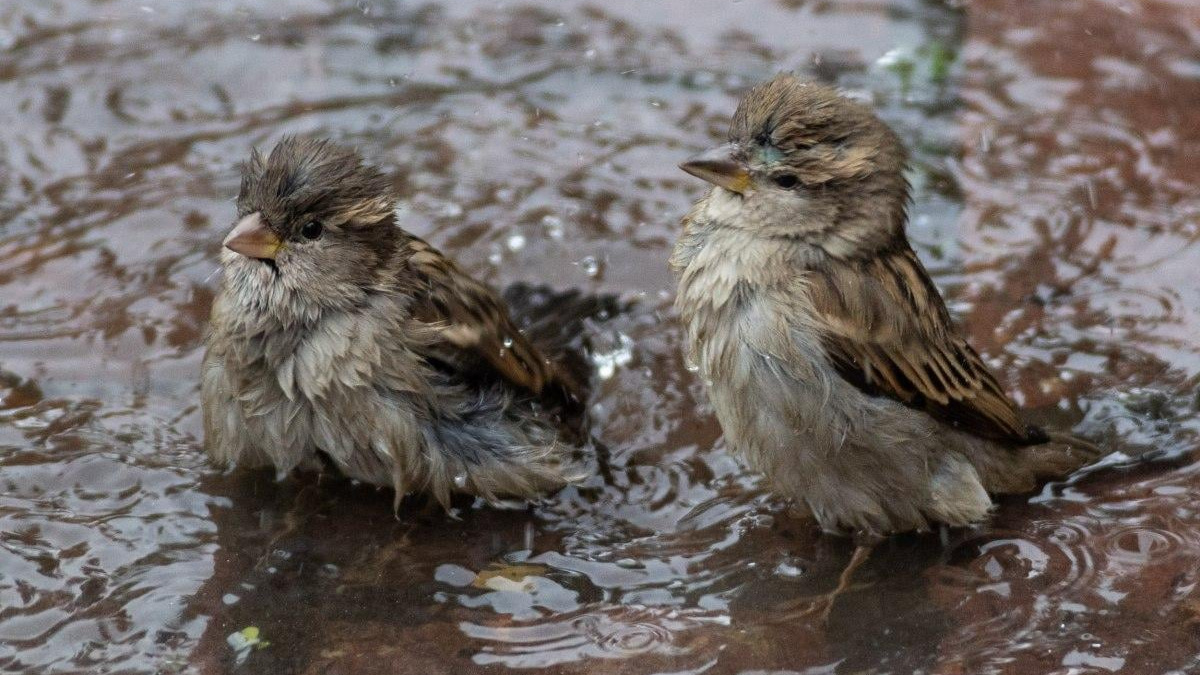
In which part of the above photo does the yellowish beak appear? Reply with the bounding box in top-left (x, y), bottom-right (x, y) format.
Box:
top-left (679, 143), bottom-right (752, 194)
top-left (223, 212), bottom-right (281, 260)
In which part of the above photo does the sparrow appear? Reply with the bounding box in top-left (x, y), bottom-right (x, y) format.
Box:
top-left (202, 137), bottom-right (585, 508)
top-left (671, 75), bottom-right (1103, 537)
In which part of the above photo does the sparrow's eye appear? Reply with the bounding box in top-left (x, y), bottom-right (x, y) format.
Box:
top-left (773, 174), bottom-right (799, 189)
top-left (300, 221), bottom-right (324, 240)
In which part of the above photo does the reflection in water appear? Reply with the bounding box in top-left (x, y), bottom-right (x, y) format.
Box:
top-left (0, 0), bottom-right (1198, 673)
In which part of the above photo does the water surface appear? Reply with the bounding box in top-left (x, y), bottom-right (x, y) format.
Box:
top-left (1, 0), bottom-right (1198, 673)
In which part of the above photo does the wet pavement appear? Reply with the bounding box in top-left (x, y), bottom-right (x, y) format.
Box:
top-left (1, 0), bottom-right (1198, 673)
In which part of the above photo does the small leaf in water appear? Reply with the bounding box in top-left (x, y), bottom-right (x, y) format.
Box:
top-left (473, 563), bottom-right (547, 592)
top-left (226, 626), bottom-right (270, 666)
top-left (926, 42), bottom-right (956, 83)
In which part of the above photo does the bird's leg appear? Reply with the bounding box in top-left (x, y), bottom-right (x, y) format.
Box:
top-left (778, 541), bottom-right (875, 624)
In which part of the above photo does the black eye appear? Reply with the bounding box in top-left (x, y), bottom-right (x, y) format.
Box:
top-left (300, 221), bottom-right (323, 240)
top-left (773, 174), bottom-right (799, 189)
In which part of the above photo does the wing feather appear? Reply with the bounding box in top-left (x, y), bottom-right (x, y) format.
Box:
top-left (803, 245), bottom-right (1044, 445)
top-left (400, 235), bottom-right (558, 395)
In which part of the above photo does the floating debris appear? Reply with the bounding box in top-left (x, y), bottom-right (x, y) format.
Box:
top-left (226, 626), bottom-right (269, 666)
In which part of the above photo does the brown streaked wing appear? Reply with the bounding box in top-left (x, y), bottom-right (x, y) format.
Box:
top-left (401, 235), bottom-right (557, 395)
top-left (804, 245), bottom-right (1043, 445)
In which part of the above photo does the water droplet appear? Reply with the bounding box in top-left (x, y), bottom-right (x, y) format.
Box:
top-left (592, 333), bottom-right (635, 380)
top-left (502, 337), bottom-right (514, 348)
top-left (506, 233), bottom-right (526, 252)
top-left (454, 473), bottom-right (468, 489)
top-left (578, 255), bottom-right (601, 278)
top-left (541, 214), bottom-right (564, 240)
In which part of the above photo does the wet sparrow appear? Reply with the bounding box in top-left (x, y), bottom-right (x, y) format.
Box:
top-left (672, 75), bottom-right (1102, 536)
top-left (202, 137), bottom-right (582, 506)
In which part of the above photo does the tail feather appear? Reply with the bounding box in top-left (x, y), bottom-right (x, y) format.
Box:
top-left (969, 429), bottom-right (1106, 496)
top-left (1017, 431), bottom-right (1104, 483)
top-left (502, 283), bottom-right (627, 357)
top-left (502, 282), bottom-right (631, 425)
top-left (414, 384), bottom-right (576, 509)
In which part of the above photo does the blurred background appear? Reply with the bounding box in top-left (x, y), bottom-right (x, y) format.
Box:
top-left (1, 0), bottom-right (1198, 673)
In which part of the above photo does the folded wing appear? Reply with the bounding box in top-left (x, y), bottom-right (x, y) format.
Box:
top-left (802, 244), bottom-right (1046, 445)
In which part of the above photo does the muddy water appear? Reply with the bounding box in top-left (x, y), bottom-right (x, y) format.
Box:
top-left (1, 0), bottom-right (1198, 673)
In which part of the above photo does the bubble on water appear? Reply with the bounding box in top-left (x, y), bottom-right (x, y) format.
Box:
top-left (592, 333), bottom-right (635, 380)
top-left (541, 214), bottom-right (564, 240)
top-left (222, 593), bottom-right (240, 605)
top-left (506, 233), bottom-right (526, 251)
top-left (615, 557), bottom-right (642, 569)
top-left (454, 473), bottom-right (468, 489)
top-left (319, 563), bottom-right (340, 578)
top-left (585, 48), bottom-right (597, 60)
top-left (439, 201), bottom-right (464, 218)
top-left (488, 244), bottom-right (503, 266)
top-left (578, 255), bottom-right (601, 278)
top-left (502, 337), bottom-right (514, 348)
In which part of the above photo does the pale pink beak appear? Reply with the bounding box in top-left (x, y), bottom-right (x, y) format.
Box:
top-left (223, 212), bottom-right (282, 260)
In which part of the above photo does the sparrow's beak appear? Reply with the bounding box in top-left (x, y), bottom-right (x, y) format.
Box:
top-left (223, 212), bottom-right (281, 261)
top-left (679, 143), bottom-right (752, 195)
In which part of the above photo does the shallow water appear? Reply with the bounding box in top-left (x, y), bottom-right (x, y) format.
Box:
top-left (1, 0), bottom-right (1198, 673)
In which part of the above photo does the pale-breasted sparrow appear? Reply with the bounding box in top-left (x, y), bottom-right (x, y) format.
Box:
top-left (202, 137), bottom-right (583, 507)
top-left (672, 75), bottom-right (1102, 536)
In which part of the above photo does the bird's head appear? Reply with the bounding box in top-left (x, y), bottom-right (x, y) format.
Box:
top-left (221, 137), bottom-right (401, 322)
top-left (680, 74), bottom-right (909, 254)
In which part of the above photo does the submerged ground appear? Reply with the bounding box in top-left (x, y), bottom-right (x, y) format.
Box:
top-left (1, 0), bottom-right (1199, 673)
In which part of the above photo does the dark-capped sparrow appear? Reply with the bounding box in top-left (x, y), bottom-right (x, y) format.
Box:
top-left (202, 137), bottom-right (582, 507)
top-left (672, 75), bottom-right (1102, 537)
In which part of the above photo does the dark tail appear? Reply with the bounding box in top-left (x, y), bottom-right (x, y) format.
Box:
top-left (416, 384), bottom-right (579, 509)
top-left (502, 283), bottom-right (631, 422)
